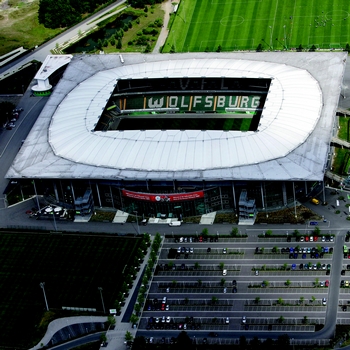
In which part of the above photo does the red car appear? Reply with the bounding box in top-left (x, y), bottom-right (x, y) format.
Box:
top-left (161, 303), bottom-right (165, 311)
top-left (314, 236), bottom-right (318, 242)
top-left (325, 280), bottom-right (329, 287)
top-left (305, 236), bottom-right (309, 242)
top-left (199, 236), bottom-right (203, 242)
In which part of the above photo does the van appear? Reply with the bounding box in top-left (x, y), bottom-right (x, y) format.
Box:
top-left (311, 198), bottom-right (319, 205)
top-left (169, 221), bottom-right (181, 227)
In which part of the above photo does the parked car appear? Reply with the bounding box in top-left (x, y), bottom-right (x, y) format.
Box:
top-left (222, 269), bottom-right (227, 276)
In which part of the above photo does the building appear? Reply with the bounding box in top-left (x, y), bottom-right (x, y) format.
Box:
top-left (6, 52), bottom-right (346, 222)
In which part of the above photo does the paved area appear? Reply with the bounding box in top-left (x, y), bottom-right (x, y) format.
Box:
top-left (152, 0), bottom-right (174, 53)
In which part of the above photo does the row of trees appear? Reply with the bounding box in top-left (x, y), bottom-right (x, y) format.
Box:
top-left (38, 0), bottom-right (163, 29)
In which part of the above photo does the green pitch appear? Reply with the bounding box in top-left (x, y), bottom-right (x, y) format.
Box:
top-left (163, 0), bottom-right (350, 52)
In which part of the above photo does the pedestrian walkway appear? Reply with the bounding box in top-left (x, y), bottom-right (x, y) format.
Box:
top-left (30, 235), bottom-right (154, 350)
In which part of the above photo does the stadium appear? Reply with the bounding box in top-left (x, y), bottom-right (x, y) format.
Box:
top-left (6, 52), bottom-right (346, 223)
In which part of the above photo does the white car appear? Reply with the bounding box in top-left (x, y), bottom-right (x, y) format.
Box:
top-left (169, 221), bottom-right (181, 226)
top-left (223, 248), bottom-right (227, 254)
top-left (242, 316), bottom-right (246, 324)
top-left (166, 316), bottom-right (171, 323)
top-left (225, 317), bottom-right (230, 324)
top-left (190, 247), bottom-right (194, 254)
top-left (322, 298), bottom-right (327, 305)
top-left (165, 304), bottom-right (169, 311)
top-left (222, 269), bottom-right (227, 276)
top-left (223, 287), bottom-right (227, 293)
top-left (322, 236), bottom-right (326, 242)
top-left (330, 236), bottom-right (334, 242)
top-left (310, 236), bottom-right (314, 242)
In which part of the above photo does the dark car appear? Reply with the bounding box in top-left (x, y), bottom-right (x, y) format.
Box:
top-left (232, 280), bottom-right (237, 286)
top-left (341, 270), bottom-right (346, 275)
top-left (207, 247), bottom-right (211, 253)
top-left (232, 287), bottom-right (237, 293)
top-left (209, 332), bottom-right (218, 337)
top-left (287, 236), bottom-right (291, 242)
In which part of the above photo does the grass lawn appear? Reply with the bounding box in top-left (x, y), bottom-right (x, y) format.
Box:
top-left (0, 231), bottom-right (142, 348)
top-left (0, 0), bottom-right (62, 56)
top-left (163, 0), bottom-right (350, 52)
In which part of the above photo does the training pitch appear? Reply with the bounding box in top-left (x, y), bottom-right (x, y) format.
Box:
top-left (0, 232), bottom-right (142, 348)
top-left (163, 0), bottom-right (350, 52)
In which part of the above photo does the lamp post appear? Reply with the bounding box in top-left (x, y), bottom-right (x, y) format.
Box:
top-left (98, 287), bottom-right (106, 314)
top-left (134, 211), bottom-right (140, 235)
top-left (40, 282), bottom-right (49, 311)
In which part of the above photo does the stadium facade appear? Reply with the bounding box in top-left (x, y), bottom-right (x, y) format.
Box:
top-left (6, 52), bottom-right (346, 221)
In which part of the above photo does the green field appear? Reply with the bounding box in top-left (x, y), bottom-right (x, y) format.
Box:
top-left (0, 232), bottom-right (142, 348)
top-left (163, 0), bottom-right (350, 52)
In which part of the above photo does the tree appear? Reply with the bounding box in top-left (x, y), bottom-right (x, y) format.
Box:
top-left (216, 45), bottom-right (222, 52)
top-left (285, 279), bottom-right (291, 287)
top-left (250, 337), bottom-right (261, 348)
top-left (100, 333), bottom-right (107, 343)
top-left (239, 335), bottom-right (247, 349)
top-left (293, 229), bottom-right (299, 236)
top-left (255, 296), bottom-right (261, 304)
top-left (144, 43), bottom-right (151, 53)
top-left (277, 334), bottom-right (290, 347)
top-left (109, 35), bottom-right (116, 46)
top-left (177, 331), bottom-right (192, 347)
top-left (125, 330), bottom-right (133, 341)
top-left (197, 279), bottom-right (202, 286)
top-left (211, 296), bottom-right (218, 304)
top-left (297, 44), bottom-right (303, 52)
top-left (278, 315), bottom-right (285, 323)
top-left (256, 43), bottom-right (263, 52)
top-left (309, 44), bottom-right (316, 52)
top-left (194, 262), bottom-right (200, 270)
top-left (134, 303), bottom-right (141, 314)
top-left (96, 39), bottom-right (103, 50)
top-left (265, 229), bottom-right (272, 236)
top-left (117, 38), bottom-right (122, 49)
top-left (219, 262), bottom-right (225, 270)
top-left (277, 297), bottom-right (284, 305)
top-left (263, 280), bottom-right (269, 287)
top-left (130, 313), bottom-right (139, 325)
top-left (345, 43), bottom-right (350, 52)
top-left (299, 296), bottom-right (304, 305)
top-left (311, 295), bottom-right (316, 303)
top-left (107, 315), bottom-right (116, 326)
top-left (220, 278), bottom-right (226, 286)
top-left (170, 44), bottom-right (175, 53)
top-left (302, 315), bottom-right (309, 324)
top-left (315, 277), bottom-right (319, 287)
top-left (38, 0), bottom-right (81, 29)
top-left (231, 227), bottom-right (238, 236)
top-left (202, 228), bottom-right (209, 236)
top-left (313, 226), bottom-right (320, 235)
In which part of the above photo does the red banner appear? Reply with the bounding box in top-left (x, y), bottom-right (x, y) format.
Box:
top-left (122, 190), bottom-right (204, 202)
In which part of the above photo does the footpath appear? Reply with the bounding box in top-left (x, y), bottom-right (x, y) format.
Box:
top-left (30, 236), bottom-right (154, 350)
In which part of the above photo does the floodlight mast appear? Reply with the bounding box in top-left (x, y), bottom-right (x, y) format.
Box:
top-left (98, 287), bottom-right (106, 314)
top-left (40, 282), bottom-right (49, 311)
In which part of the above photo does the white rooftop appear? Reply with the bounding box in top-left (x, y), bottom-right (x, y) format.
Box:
top-left (7, 52), bottom-right (346, 181)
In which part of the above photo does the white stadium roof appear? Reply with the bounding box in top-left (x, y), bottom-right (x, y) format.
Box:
top-left (7, 52), bottom-right (346, 181)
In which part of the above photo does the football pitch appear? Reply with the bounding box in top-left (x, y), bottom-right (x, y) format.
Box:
top-left (163, 0), bottom-right (350, 52)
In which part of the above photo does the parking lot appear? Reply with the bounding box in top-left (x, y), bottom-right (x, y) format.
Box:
top-left (138, 231), bottom-right (338, 342)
